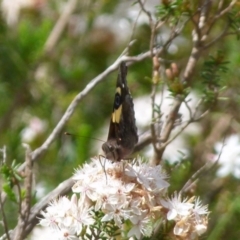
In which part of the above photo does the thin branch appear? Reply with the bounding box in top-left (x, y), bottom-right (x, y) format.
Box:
top-left (128, 3), bottom-right (143, 46)
top-left (137, 0), bottom-right (153, 24)
top-left (0, 146), bottom-right (7, 163)
top-left (181, 132), bottom-right (227, 194)
top-left (44, 0), bottom-right (78, 53)
top-left (204, 0), bottom-right (236, 38)
top-left (217, 0), bottom-right (224, 12)
top-left (137, 0), bottom-right (187, 164)
top-left (11, 178), bottom-right (74, 239)
top-left (203, 23), bottom-right (230, 49)
top-left (198, 0), bottom-right (212, 30)
top-left (137, 0), bottom-right (155, 57)
top-left (213, 0), bottom-right (237, 20)
top-left (133, 133), bottom-right (152, 153)
top-left (13, 144), bottom-right (33, 240)
top-left (0, 191), bottom-right (10, 240)
top-left (22, 144), bottom-right (32, 221)
top-left (183, 99), bottom-right (194, 119)
top-left (160, 108), bottom-right (209, 150)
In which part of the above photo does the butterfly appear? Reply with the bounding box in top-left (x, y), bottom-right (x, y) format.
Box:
top-left (102, 62), bottom-right (138, 162)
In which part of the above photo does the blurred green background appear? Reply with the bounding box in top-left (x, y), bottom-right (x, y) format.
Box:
top-left (0, 0), bottom-right (240, 239)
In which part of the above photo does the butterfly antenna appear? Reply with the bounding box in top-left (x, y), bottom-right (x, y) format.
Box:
top-left (64, 132), bottom-right (105, 143)
top-left (99, 155), bottom-right (108, 184)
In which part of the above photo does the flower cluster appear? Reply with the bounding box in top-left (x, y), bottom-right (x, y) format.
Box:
top-left (161, 193), bottom-right (209, 238)
top-left (40, 158), bottom-right (209, 239)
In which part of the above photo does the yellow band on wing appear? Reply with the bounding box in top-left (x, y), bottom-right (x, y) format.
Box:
top-left (112, 87), bottom-right (122, 123)
top-left (112, 104), bottom-right (122, 123)
top-left (116, 87), bottom-right (121, 94)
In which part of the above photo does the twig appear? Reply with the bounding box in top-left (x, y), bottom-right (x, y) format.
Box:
top-left (160, 107), bottom-right (209, 150)
top-left (128, 4), bottom-right (142, 48)
top-left (11, 178), bottom-right (74, 239)
top-left (213, 0), bottom-right (237, 20)
top-left (181, 131), bottom-right (227, 193)
top-left (204, 0), bottom-right (236, 39)
top-left (198, 0), bottom-right (212, 30)
top-left (44, 0), bottom-right (77, 53)
top-left (133, 133), bottom-right (152, 153)
top-left (13, 144), bottom-right (33, 240)
top-left (137, 0), bottom-right (188, 164)
top-left (203, 23), bottom-right (230, 49)
top-left (137, 0), bottom-right (155, 57)
top-left (0, 146), bottom-right (7, 164)
top-left (183, 99), bottom-right (193, 119)
top-left (0, 191), bottom-right (10, 240)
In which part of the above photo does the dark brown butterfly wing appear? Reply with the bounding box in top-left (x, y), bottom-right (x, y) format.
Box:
top-left (102, 62), bottom-right (138, 161)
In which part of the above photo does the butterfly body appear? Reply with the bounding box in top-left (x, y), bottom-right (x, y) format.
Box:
top-left (102, 62), bottom-right (138, 161)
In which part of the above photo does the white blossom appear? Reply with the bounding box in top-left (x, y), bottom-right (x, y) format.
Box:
top-left (40, 157), bottom-right (209, 239)
top-left (160, 193), bottom-right (193, 220)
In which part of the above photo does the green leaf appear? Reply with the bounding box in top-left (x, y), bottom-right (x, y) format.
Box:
top-left (3, 183), bottom-right (17, 203)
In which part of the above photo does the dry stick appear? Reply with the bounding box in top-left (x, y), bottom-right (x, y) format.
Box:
top-left (152, 30), bottom-right (204, 165)
top-left (44, 0), bottom-right (77, 53)
top-left (137, 0), bottom-right (183, 164)
top-left (214, 0), bottom-right (237, 20)
top-left (13, 145), bottom-right (33, 240)
top-left (0, 148), bottom-right (9, 240)
top-left (203, 23), bottom-right (230, 49)
top-left (217, 0), bottom-right (224, 11)
top-left (160, 107), bottom-right (209, 151)
top-left (140, 0), bottom-right (198, 166)
top-left (204, 0), bottom-right (236, 39)
top-left (180, 130), bottom-right (228, 194)
top-left (0, 191), bottom-right (10, 240)
top-left (182, 115), bottom-right (233, 195)
top-left (156, 95), bottom-right (209, 162)
top-left (17, 177), bottom-right (74, 240)
top-left (137, 0), bottom-right (158, 58)
top-left (133, 133), bottom-right (152, 153)
top-left (128, 2), bottom-right (142, 50)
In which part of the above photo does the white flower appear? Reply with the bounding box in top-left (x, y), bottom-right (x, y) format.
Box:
top-left (72, 175), bottom-right (98, 202)
top-left (94, 182), bottom-right (112, 211)
top-left (101, 203), bottom-right (126, 227)
top-left (40, 195), bottom-right (95, 237)
top-left (160, 193), bottom-right (193, 220)
top-left (128, 212), bottom-right (152, 239)
top-left (125, 162), bottom-right (169, 193)
top-left (57, 227), bottom-right (78, 240)
top-left (73, 159), bottom-right (102, 181)
top-left (107, 181), bottom-right (135, 206)
top-left (192, 198), bottom-right (208, 236)
top-left (193, 198), bottom-right (208, 216)
top-left (40, 157), bottom-right (209, 239)
top-left (39, 210), bottom-right (58, 229)
top-left (160, 196), bottom-right (209, 237)
top-left (39, 197), bottom-right (72, 228)
top-left (71, 205), bottom-right (95, 235)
